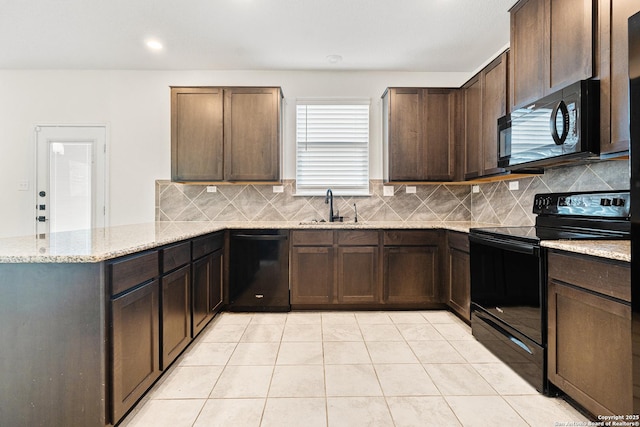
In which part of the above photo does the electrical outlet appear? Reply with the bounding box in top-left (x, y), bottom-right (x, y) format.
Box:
top-left (18, 181), bottom-right (29, 191)
top-left (272, 185), bottom-right (284, 193)
top-left (383, 186), bottom-right (394, 197)
top-left (472, 185), bottom-right (480, 194)
top-left (206, 186), bottom-right (217, 193)
top-left (509, 181), bottom-right (519, 191)
top-left (405, 186), bottom-right (416, 194)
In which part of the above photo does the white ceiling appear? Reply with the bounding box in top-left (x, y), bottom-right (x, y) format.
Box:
top-left (0, 0), bottom-right (515, 72)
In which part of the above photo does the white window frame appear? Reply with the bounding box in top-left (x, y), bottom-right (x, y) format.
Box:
top-left (295, 98), bottom-right (370, 196)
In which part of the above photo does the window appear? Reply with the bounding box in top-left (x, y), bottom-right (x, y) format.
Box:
top-left (296, 99), bottom-right (370, 196)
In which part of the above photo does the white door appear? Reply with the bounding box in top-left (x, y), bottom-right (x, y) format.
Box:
top-left (35, 125), bottom-right (107, 234)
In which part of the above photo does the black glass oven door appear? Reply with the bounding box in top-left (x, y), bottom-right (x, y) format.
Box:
top-left (469, 236), bottom-right (543, 345)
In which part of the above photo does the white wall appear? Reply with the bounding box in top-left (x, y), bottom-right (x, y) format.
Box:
top-left (0, 69), bottom-right (470, 238)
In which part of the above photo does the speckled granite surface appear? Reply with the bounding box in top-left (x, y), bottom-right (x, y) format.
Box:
top-left (0, 221), bottom-right (492, 263)
top-left (0, 221), bottom-right (630, 264)
top-left (541, 240), bottom-right (630, 263)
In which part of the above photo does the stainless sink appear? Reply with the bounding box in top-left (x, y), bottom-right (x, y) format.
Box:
top-left (298, 220), bottom-right (364, 226)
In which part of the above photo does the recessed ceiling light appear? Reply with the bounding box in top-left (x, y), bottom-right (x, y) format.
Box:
top-left (326, 54), bottom-right (342, 64)
top-left (145, 40), bottom-right (164, 51)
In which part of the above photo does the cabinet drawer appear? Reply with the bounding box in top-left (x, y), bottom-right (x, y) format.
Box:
top-left (292, 230), bottom-right (333, 246)
top-left (548, 251), bottom-right (630, 302)
top-left (192, 232), bottom-right (224, 260)
top-left (337, 231), bottom-right (379, 246)
top-left (447, 231), bottom-right (469, 252)
top-left (110, 251), bottom-right (159, 296)
top-left (384, 230), bottom-right (440, 246)
top-left (161, 241), bottom-right (191, 273)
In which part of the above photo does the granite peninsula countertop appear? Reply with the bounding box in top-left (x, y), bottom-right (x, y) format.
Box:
top-left (0, 221), bottom-right (631, 263)
top-left (541, 239), bottom-right (630, 263)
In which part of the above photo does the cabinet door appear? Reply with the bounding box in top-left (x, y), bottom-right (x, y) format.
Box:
top-left (600, 0), bottom-right (640, 154)
top-left (224, 87), bottom-right (281, 181)
top-left (463, 75), bottom-right (483, 179)
top-left (424, 89), bottom-right (456, 181)
top-left (548, 280), bottom-right (632, 416)
top-left (481, 52), bottom-right (508, 175)
top-left (388, 88), bottom-right (423, 181)
top-left (511, 0), bottom-right (546, 107)
top-left (338, 246), bottom-right (379, 303)
top-left (171, 87), bottom-right (223, 181)
top-left (447, 246), bottom-right (470, 321)
top-left (111, 280), bottom-right (160, 424)
top-left (384, 246), bottom-right (439, 304)
top-left (208, 248), bottom-right (224, 314)
top-left (192, 252), bottom-right (219, 337)
top-left (291, 246), bottom-right (334, 305)
top-left (161, 265), bottom-right (191, 369)
top-left (548, 0), bottom-right (594, 91)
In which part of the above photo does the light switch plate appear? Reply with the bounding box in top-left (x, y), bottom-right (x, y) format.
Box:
top-left (472, 185), bottom-right (480, 194)
top-left (383, 186), bottom-right (394, 197)
top-left (272, 185), bottom-right (284, 193)
top-left (206, 186), bottom-right (217, 193)
top-left (509, 181), bottom-right (519, 191)
top-left (406, 186), bottom-right (416, 194)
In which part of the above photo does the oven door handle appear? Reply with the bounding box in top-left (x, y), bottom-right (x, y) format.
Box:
top-left (469, 234), bottom-right (539, 256)
top-left (478, 314), bottom-right (534, 354)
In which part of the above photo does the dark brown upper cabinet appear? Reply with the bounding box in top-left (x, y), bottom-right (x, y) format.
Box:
top-left (463, 51), bottom-right (509, 180)
top-left (599, 0), bottom-right (640, 155)
top-left (510, 0), bottom-right (594, 109)
top-left (171, 86), bottom-right (282, 182)
top-left (171, 87), bottom-right (224, 181)
top-left (382, 88), bottom-right (458, 181)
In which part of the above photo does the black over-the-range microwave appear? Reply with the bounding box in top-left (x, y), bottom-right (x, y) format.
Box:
top-left (498, 80), bottom-right (600, 170)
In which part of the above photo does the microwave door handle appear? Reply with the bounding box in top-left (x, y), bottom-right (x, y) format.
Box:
top-left (550, 100), bottom-right (570, 145)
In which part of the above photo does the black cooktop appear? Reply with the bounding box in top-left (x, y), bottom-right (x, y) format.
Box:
top-left (470, 225), bottom-right (629, 244)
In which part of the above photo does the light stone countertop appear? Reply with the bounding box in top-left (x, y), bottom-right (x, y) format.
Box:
top-left (0, 221), bottom-right (489, 263)
top-left (541, 240), bottom-right (630, 263)
top-left (0, 221), bottom-right (631, 263)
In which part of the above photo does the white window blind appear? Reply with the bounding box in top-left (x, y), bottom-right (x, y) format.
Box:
top-left (296, 99), bottom-right (370, 196)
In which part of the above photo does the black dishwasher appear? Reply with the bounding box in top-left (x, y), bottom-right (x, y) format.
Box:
top-left (229, 230), bottom-right (290, 312)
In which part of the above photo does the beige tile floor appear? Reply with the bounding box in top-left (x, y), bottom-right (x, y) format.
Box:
top-left (120, 310), bottom-right (589, 427)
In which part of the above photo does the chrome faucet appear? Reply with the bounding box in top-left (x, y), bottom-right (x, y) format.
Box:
top-left (325, 189), bottom-right (338, 222)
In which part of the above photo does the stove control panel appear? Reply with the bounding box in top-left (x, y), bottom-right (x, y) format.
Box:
top-left (533, 190), bottom-right (630, 218)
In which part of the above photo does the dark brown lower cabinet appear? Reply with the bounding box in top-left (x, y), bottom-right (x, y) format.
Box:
top-left (290, 230), bottom-right (381, 307)
top-left (446, 231), bottom-right (470, 320)
top-left (110, 279), bottom-right (160, 423)
top-left (161, 265), bottom-right (191, 369)
top-left (383, 230), bottom-right (442, 305)
top-left (291, 245), bottom-right (334, 305)
top-left (192, 248), bottom-right (223, 337)
top-left (384, 246), bottom-right (438, 303)
top-left (547, 251), bottom-right (632, 417)
top-left (338, 246), bottom-right (379, 303)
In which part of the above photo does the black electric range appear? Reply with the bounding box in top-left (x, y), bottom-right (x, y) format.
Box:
top-left (472, 190), bottom-right (631, 243)
top-left (469, 190), bottom-right (630, 395)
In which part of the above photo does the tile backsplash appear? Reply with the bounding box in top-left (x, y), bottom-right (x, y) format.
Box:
top-left (156, 159), bottom-right (629, 226)
top-left (471, 159), bottom-right (629, 225)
